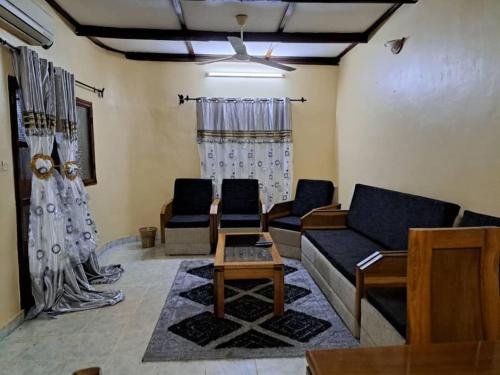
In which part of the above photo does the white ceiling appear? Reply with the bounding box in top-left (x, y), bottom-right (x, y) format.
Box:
top-left (283, 3), bottom-right (393, 33)
top-left (183, 1), bottom-right (287, 32)
top-left (57, 0), bottom-right (181, 29)
top-left (97, 38), bottom-right (189, 54)
top-left (53, 0), bottom-right (402, 61)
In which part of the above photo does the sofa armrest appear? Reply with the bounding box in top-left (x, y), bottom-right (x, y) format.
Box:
top-left (355, 251), bottom-right (408, 326)
top-left (160, 199), bottom-right (174, 243)
top-left (301, 209), bottom-right (349, 233)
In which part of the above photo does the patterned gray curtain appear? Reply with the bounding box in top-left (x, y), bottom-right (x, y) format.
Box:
top-left (197, 97), bottom-right (293, 212)
top-left (54, 67), bottom-right (123, 284)
top-left (13, 47), bottom-right (123, 317)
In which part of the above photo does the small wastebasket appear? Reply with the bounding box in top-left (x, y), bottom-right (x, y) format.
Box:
top-left (139, 226), bottom-right (157, 249)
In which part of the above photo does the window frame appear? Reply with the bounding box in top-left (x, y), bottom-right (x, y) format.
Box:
top-left (76, 97), bottom-right (97, 186)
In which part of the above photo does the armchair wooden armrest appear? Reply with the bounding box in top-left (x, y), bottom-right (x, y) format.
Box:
top-left (210, 199), bottom-right (220, 249)
top-left (355, 250), bottom-right (408, 327)
top-left (266, 200), bottom-right (294, 229)
top-left (160, 199), bottom-right (173, 244)
top-left (301, 209), bottom-right (349, 233)
top-left (316, 202), bottom-right (341, 210)
top-left (210, 198), bottom-right (220, 216)
top-left (259, 199), bottom-right (269, 231)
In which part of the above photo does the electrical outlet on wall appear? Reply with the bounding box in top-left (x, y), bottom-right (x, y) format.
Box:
top-left (0, 160), bottom-right (10, 171)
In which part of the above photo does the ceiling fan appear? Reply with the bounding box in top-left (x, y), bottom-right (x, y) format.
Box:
top-left (198, 14), bottom-right (296, 72)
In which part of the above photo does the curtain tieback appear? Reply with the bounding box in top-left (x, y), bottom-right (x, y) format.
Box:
top-left (31, 154), bottom-right (55, 180)
top-left (62, 161), bottom-right (79, 180)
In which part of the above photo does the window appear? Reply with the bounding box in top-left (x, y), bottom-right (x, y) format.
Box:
top-left (76, 98), bottom-right (97, 186)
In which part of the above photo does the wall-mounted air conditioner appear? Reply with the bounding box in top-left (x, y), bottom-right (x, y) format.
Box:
top-left (0, 0), bottom-right (54, 48)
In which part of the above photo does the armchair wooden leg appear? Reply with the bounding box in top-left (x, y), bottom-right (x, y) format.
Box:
top-left (161, 227), bottom-right (165, 244)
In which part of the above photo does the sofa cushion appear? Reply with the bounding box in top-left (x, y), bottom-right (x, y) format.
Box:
top-left (291, 179), bottom-right (334, 217)
top-left (460, 210), bottom-right (500, 227)
top-left (172, 178), bottom-right (213, 215)
top-left (347, 184), bottom-right (460, 250)
top-left (221, 179), bottom-right (260, 214)
top-left (304, 229), bottom-right (382, 284)
top-left (269, 215), bottom-right (301, 231)
top-left (220, 214), bottom-right (261, 228)
top-left (166, 214), bottom-right (210, 228)
top-left (366, 288), bottom-right (407, 338)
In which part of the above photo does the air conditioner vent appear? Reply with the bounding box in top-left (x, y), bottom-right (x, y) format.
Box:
top-left (0, 0), bottom-right (54, 48)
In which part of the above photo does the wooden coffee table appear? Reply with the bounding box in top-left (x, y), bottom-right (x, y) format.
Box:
top-left (214, 232), bottom-right (284, 318)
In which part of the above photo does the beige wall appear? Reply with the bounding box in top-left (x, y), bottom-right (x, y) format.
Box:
top-left (0, 6), bottom-right (338, 328)
top-left (336, 0), bottom-right (500, 216)
top-left (0, 38), bottom-right (22, 333)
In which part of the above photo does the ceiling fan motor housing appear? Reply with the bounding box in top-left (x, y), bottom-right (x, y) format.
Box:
top-left (236, 14), bottom-right (248, 27)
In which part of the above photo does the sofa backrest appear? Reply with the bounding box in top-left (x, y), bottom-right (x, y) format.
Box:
top-left (347, 184), bottom-right (460, 250)
top-left (221, 179), bottom-right (260, 214)
top-left (460, 210), bottom-right (500, 227)
top-left (291, 179), bottom-right (334, 217)
top-left (173, 178), bottom-right (213, 215)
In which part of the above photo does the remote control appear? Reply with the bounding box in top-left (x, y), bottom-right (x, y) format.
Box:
top-left (255, 240), bottom-right (273, 247)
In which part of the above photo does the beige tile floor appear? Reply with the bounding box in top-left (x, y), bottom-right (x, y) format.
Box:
top-left (0, 242), bottom-right (307, 375)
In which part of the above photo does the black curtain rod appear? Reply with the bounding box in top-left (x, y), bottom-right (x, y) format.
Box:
top-left (0, 37), bottom-right (105, 98)
top-left (178, 94), bottom-right (307, 105)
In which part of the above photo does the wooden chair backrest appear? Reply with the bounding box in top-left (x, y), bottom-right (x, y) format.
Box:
top-left (407, 227), bottom-right (500, 344)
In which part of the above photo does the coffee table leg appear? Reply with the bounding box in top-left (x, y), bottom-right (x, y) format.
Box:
top-left (274, 265), bottom-right (285, 316)
top-left (214, 269), bottom-right (225, 318)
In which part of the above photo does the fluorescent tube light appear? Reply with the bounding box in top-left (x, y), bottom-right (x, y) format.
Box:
top-left (206, 72), bottom-right (284, 78)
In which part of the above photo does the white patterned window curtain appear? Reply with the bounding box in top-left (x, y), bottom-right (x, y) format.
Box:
top-left (13, 47), bottom-right (123, 317)
top-left (197, 97), bottom-right (293, 212)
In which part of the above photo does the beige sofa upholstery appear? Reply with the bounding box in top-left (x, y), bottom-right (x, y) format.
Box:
top-left (302, 235), bottom-right (359, 337)
top-left (360, 298), bottom-right (405, 346)
top-left (164, 227), bottom-right (211, 255)
top-left (269, 227), bottom-right (301, 259)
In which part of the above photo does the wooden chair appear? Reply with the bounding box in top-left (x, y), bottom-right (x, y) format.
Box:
top-left (266, 179), bottom-right (338, 259)
top-left (160, 178), bottom-right (216, 255)
top-left (356, 227), bottom-right (500, 344)
top-left (215, 179), bottom-right (265, 233)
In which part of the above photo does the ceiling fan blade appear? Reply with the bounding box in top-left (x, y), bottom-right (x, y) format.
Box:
top-left (227, 36), bottom-right (248, 56)
top-left (197, 56), bottom-right (235, 65)
top-left (248, 56), bottom-right (296, 72)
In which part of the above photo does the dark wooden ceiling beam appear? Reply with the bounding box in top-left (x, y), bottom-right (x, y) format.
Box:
top-left (170, 0), bottom-right (187, 30)
top-left (75, 26), bottom-right (367, 43)
top-left (169, 0), bottom-right (195, 55)
top-left (125, 52), bottom-right (339, 65)
top-left (278, 3), bottom-right (296, 33)
top-left (365, 3), bottom-right (403, 38)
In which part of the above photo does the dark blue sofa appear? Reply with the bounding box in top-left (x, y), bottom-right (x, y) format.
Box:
top-left (301, 184), bottom-right (460, 337)
top-left (360, 208), bottom-right (500, 346)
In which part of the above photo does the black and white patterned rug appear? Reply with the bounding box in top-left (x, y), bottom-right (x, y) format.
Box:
top-left (143, 259), bottom-right (358, 361)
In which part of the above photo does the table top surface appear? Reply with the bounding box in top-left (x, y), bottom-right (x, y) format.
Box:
top-left (306, 341), bottom-right (500, 375)
top-left (214, 232), bottom-right (282, 268)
